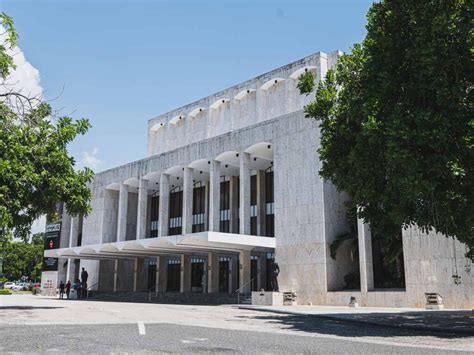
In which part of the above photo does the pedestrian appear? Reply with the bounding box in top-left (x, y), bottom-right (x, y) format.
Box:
top-left (81, 268), bottom-right (88, 298)
top-left (74, 279), bottom-right (82, 299)
top-left (65, 280), bottom-right (71, 299)
top-left (59, 281), bottom-right (65, 299)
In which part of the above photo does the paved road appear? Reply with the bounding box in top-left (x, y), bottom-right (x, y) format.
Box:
top-left (1, 295), bottom-right (472, 353)
top-left (0, 322), bottom-right (468, 354)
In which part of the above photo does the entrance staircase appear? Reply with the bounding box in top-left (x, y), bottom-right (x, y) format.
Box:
top-left (87, 291), bottom-right (251, 305)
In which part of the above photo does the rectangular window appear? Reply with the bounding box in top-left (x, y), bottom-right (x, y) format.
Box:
top-left (169, 190), bottom-right (183, 236)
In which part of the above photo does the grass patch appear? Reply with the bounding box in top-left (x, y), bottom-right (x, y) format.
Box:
top-left (0, 289), bottom-right (12, 295)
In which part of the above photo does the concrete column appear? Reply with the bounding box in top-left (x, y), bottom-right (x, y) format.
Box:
top-left (256, 170), bottom-right (266, 236)
top-left (158, 173), bottom-right (170, 237)
top-left (113, 259), bottom-right (118, 292)
top-left (239, 152), bottom-right (251, 235)
top-left (207, 252), bottom-right (219, 293)
top-left (230, 176), bottom-right (239, 233)
top-left (239, 250), bottom-right (251, 293)
top-left (204, 182), bottom-right (210, 231)
top-left (209, 160), bottom-right (221, 232)
top-left (182, 167), bottom-right (194, 235)
top-left (133, 258), bottom-right (138, 292)
top-left (158, 256), bottom-right (167, 292)
top-left (180, 254), bottom-right (191, 293)
top-left (203, 258), bottom-right (208, 293)
top-left (231, 256), bottom-right (239, 294)
top-left (357, 218), bottom-right (374, 293)
top-left (258, 252), bottom-right (267, 291)
top-left (155, 256), bottom-right (160, 295)
top-left (136, 177), bottom-right (148, 239)
top-left (117, 183), bottom-right (128, 242)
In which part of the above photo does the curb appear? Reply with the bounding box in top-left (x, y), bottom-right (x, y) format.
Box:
top-left (237, 306), bottom-right (474, 336)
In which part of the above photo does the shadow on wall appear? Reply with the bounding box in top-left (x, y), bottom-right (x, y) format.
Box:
top-left (236, 309), bottom-right (474, 339)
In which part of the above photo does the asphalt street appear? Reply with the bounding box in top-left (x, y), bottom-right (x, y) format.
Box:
top-left (0, 322), bottom-right (468, 354)
top-left (1, 295), bottom-right (472, 353)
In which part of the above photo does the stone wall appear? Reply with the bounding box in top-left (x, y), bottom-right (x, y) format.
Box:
top-left (402, 226), bottom-right (473, 309)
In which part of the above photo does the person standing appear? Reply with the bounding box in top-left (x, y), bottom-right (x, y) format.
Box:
top-left (80, 268), bottom-right (88, 298)
top-left (59, 281), bottom-right (65, 299)
top-left (74, 279), bottom-right (81, 299)
top-left (65, 280), bottom-right (71, 299)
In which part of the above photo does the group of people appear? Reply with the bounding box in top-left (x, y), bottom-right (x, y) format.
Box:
top-left (58, 268), bottom-right (88, 300)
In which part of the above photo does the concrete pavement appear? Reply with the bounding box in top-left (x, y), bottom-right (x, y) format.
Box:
top-left (0, 294), bottom-right (472, 353)
top-left (239, 305), bottom-right (474, 336)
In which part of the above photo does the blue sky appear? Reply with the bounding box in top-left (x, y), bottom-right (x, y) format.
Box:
top-left (3, 0), bottom-right (373, 171)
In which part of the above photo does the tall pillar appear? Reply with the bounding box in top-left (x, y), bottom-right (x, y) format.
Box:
top-left (239, 152), bottom-right (251, 235)
top-left (117, 183), bottom-right (128, 242)
top-left (358, 218), bottom-right (374, 293)
top-left (256, 170), bottom-right (266, 236)
top-left (230, 176), bottom-right (239, 233)
top-left (113, 259), bottom-right (118, 292)
top-left (158, 256), bottom-right (167, 292)
top-left (133, 258), bottom-right (138, 292)
top-left (136, 177), bottom-right (148, 239)
top-left (155, 256), bottom-right (160, 295)
top-left (204, 182), bottom-right (210, 231)
top-left (209, 160), bottom-right (221, 232)
top-left (207, 252), bottom-right (219, 293)
top-left (180, 254), bottom-right (191, 293)
top-left (158, 173), bottom-right (170, 237)
top-left (182, 167), bottom-right (194, 235)
top-left (239, 250), bottom-right (251, 293)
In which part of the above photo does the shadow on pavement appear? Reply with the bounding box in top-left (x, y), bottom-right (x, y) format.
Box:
top-left (237, 309), bottom-right (474, 339)
top-left (0, 306), bottom-right (64, 310)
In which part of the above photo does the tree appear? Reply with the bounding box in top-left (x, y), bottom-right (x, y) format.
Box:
top-left (0, 232), bottom-right (44, 281)
top-left (299, 1), bottom-right (473, 258)
top-left (0, 13), bottom-right (94, 241)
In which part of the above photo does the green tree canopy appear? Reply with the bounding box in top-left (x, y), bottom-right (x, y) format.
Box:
top-left (0, 13), bottom-right (94, 241)
top-left (299, 1), bottom-right (473, 258)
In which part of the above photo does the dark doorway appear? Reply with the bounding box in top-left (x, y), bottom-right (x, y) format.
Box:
top-left (191, 257), bottom-right (205, 292)
top-left (167, 258), bottom-right (181, 292)
top-left (219, 256), bottom-right (230, 293)
top-left (266, 253), bottom-right (275, 291)
top-left (148, 263), bottom-right (156, 290)
top-left (251, 256), bottom-right (258, 291)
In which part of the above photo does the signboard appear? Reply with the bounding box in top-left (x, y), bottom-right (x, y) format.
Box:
top-left (42, 203), bottom-right (63, 272)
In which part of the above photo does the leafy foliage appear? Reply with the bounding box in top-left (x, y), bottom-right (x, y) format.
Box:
top-left (0, 13), bottom-right (93, 241)
top-left (0, 233), bottom-right (44, 281)
top-left (299, 1), bottom-right (473, 258)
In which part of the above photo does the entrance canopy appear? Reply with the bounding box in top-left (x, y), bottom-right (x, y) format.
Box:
top-left (44, 232), bottom-right (275, 260)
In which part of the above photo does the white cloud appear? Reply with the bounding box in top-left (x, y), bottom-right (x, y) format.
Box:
top-left (0, 27), bottom-right (43, 99)
top-left (78, 147), bottom-right (102, 170)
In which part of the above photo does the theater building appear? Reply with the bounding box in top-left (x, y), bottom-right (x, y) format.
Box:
top-left (43, 51), bottom-right (473, 308)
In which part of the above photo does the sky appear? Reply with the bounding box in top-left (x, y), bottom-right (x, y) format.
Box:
top-left (2, 0), bottom-right (373, 233)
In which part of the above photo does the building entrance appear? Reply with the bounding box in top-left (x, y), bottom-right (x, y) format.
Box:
top-left (167, 258), bottom-right (181, 292)
top-left (219, 256), bottom-right (230, 293)
top-left (191, 257), bottom-right (205, 292)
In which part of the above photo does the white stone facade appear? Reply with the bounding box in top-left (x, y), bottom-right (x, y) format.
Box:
top-left (44, 51), bottom-right (473, 309)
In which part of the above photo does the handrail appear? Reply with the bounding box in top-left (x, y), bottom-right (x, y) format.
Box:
top-left (234, 278), bottom-right (254, 304)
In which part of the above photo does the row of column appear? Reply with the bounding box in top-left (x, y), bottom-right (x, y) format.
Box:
top-left (115, 151), bottom-right (256, 241)
top-left (111, 250), bottom-right (253, 294)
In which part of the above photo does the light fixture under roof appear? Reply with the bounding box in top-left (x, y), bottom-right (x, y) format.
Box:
top-left (260, 78), bottom-right (285, 91)
top-left (150, 122), bottom-right (165, 132)
top-left (234, 89), bottom-right (256, 101)
top-left (188, 107), bottom-right (207, 120)
top-left (289, 66), bottom-right (317, 80)
top-left (210, 98), bottom-right (230, 110)
top-left (169, 115), bottom-right (184, 125)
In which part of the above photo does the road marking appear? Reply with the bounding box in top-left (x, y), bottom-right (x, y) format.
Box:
top-left (191, 338), bottom-right (208, 341)
top-left (180, 340), bottom-right (195, 344)
top-left (137, 321), bottom-right (146, 335)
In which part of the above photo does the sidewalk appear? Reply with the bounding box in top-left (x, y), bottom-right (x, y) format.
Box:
top-left (238, 305), bottom-right (474, 336)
